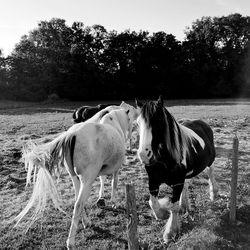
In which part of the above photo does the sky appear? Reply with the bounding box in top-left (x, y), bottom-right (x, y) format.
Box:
top-left (1, 0), bottom-right (250, 56)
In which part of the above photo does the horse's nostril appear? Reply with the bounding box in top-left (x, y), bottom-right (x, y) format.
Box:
top-left (147, 150), bottom-right (152, 158)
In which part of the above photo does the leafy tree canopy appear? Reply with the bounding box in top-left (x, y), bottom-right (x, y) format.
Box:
top-left (1, 13), bottom-right (250, 101)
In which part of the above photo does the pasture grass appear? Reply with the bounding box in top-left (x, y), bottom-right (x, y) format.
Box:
top-left (0, 99), bottom-right (250, 249)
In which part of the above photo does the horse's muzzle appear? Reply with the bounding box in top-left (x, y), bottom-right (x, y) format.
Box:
top-left (138, 149), bottom-right (155, 165)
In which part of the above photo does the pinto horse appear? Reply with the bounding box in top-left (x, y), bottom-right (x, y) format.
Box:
top-left (135, 96), bottom-right (218, 243)
top-left (72, 103), bottom-right (117, 123)
top-left (15, 103), bottom-right (138, 249)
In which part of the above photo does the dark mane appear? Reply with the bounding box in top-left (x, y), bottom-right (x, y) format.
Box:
top-left (140, 101), bottom-right (184, 165)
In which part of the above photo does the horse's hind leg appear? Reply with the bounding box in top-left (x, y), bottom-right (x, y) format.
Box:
top-left (71, 175), bottom-right (80, 201)
top-left (66, 180), bottom-right (92, 249)
top-left (96, 176), bottom-right (106, 207)
top-left (206, 166), bottom-right (218, 201)
top-left (64, 159), bottom-right (80, 201)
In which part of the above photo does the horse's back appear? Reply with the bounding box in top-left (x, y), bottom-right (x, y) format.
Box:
top-left (183, 119), bottom-right (214, 146)
top-left (75, 122), bottom-right (123, 148)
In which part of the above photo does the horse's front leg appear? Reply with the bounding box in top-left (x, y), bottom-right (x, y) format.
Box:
top-left (128, 126), bottom-right (133, 151)
top-left (111, 170), bottom-right (119, 207)
top-left (162, 183), bottom-right (184, 244)
top-left (96, 175), bottom-right (106, 207)
top-left (149, 195), bottom-right (170, 220)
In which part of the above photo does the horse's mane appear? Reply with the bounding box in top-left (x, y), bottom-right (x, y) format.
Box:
top-left (140, 101), bottom-right (197, 166)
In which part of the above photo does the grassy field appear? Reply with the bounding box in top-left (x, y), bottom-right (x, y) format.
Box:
top-left (0, 99), bottom-right (250, 250)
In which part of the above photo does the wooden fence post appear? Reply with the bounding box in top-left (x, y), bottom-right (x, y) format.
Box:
top-left (125, 184), bottom-right (139, 250)
top-left (229, 135), bottom-right (239, 223)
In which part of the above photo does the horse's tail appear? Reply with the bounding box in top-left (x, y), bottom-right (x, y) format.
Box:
top-left (14, 131), bottom-right (76, 228)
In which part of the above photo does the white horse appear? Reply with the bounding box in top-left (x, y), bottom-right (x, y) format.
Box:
top-left (15, 102), bottom-right (138, 249)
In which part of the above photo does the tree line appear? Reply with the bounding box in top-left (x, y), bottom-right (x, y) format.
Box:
top-left (0, 13), bottom-right (250, 101)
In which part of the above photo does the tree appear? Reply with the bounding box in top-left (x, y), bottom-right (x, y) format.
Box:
top-left (7, 18), bottom-right (72, 100)
top-left (238, 41), bottom-right (250, 97)
top-left (102, 30), bottom-right (150, 98)
top-left (4, 14), bottom-right (250, 101)
top-left (0, 50), bottom-right (9, 99)
top-left (63, 22), bottom-right (109, 100)
top-left (184, 14), bottom-right (250, 97)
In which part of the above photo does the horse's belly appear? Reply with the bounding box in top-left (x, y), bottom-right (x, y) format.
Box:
top-left (101, 146), bottom-right (125, 172)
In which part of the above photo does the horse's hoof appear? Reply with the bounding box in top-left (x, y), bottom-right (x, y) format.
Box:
top-left (179, 207), bottom-right (187, 215)
top-left (111, 203), bottom-right (118, 209)
top-left (180, 206), bottom-right (190, 214)
top-left (210, 193), bottom-right (217, 202)
top-left (67, 245), bottom-right (76, 250)
top-left (163, 236), bottom-right (171, 245)
top-left (82, 216), bottom-right (92, 229)
top-left (82, 220), bottom-right (92, 229)
top-left (96, 198), bottom-right (105, 208)
top-left (66, 240), bottom-right (76, 250)
top-left (163, 233), bottom-right (177, 245)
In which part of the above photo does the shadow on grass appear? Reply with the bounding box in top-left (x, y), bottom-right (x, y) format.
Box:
top-left (86, 225), bottom-right (127, 245)
top-left (215, 205), bottom-right (250, 249)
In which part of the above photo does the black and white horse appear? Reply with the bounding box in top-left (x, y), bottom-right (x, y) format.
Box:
top-left (72, 103), bottom-right (117, 123)
top-left (135, 96), bottom-right (218, 243)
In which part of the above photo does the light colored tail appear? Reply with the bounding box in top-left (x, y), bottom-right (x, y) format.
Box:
top-left (15, 131), bottom-right (76, 229)
top-left (14, 167), bottom-right (63, 228)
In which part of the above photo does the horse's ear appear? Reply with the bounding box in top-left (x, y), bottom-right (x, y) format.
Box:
top-left (157, 95), bottom-right (164, 107)
top-left (120, 101), bottom-right (125, 107)
top-left (135, 98), bottom-right (143, 108)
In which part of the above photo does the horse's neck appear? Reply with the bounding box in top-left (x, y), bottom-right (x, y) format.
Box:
top-left (163, 111), bottom-right (184, 164)
top-left (104, 111), bottom-right (129, 141)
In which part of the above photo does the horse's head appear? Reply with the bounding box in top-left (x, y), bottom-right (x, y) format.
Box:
top-left (119, 101), bottom-right (140, 141)
top-left (135, 95), bottom-right (167, 165)
top-left (120, 101), bottom-right (139, 123)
